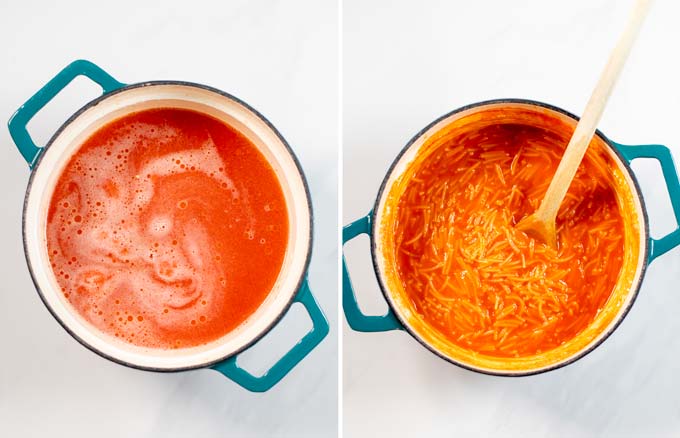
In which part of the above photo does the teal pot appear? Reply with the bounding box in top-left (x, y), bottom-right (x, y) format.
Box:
top-left (10, 60), bottom-right (328, 392)
top-left (343, 99), bottom-right (680, 375)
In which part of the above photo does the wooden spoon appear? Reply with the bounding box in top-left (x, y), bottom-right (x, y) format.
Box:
top-left (517, 0), bottom-right (652, 248)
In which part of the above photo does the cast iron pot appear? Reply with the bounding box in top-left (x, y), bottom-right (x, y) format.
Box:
top-left (10, 59), bottom-right (329, 392)
top-left (343, 99), bottom-right (680, 375)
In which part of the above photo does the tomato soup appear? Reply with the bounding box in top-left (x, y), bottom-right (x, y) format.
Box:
top-left (391, 123), bottom-right (626, 358)
top-left (47, 108), bottom-right (289, 349)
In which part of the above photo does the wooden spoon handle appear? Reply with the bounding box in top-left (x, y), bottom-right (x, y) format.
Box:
top-left (536, 0), bottom-right (652, 220)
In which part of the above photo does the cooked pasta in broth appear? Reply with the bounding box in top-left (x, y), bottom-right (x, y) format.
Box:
top-left (393, 123), bottom-right (625, 358)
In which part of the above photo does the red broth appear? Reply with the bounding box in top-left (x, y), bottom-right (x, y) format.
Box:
top-left (47, 108), bottom-right (289, 349)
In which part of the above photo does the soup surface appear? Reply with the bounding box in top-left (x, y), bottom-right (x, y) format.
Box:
top-left (392, 123), bottom-right (625, 357)
top-left (47, 108), bottom-right (288, 349)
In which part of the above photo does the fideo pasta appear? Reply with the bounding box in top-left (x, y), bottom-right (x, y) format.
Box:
top-left (392, 123), bottom-right (625, 358)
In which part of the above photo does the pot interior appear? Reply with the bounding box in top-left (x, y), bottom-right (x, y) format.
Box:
top-left (373, 101), bottom-right (647, 374)
top-left (23, 83), bottom-right (311, 370)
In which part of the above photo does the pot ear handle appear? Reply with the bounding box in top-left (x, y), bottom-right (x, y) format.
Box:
top-left (212, 278), bottom-right (329, 392)
top-left (343, 213), bottom-right (403, 332)
top-left (615, 142), bottom-right (680, 262)
top-left (8, 60), bottom-right (125, 168)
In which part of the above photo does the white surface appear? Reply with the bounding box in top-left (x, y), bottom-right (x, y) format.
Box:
top-left (343, 0), bottom-right (680, 437)
top-left (0, 1), bottom-right (337, 437)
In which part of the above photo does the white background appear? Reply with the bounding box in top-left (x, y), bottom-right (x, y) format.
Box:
top-left (344, 0), bottom-right (680, 437)
top-left (0, 1), bottom-right (337, 437)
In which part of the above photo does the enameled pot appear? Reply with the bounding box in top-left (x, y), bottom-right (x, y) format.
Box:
top-left (343, 99), bottom-right (680, 375)
top-left (10, 60), bottom-right (328, 392)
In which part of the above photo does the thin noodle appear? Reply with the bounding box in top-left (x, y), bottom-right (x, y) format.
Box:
top-left (393, 124), bottom-right (625, 357)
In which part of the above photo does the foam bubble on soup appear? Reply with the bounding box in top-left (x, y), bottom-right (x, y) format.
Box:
top-left (47, 108), bottom-right (289, 349)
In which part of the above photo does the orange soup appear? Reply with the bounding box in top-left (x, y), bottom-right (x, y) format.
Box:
top-left (393, 123), bottom-right (625, 357)
top-left (47, 108), bottom-right (288, 349)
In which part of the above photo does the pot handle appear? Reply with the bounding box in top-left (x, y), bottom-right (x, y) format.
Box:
top-left (212, 277), bottom-right (329, 392)
top-left (8, 59), bottom-right (125, 168)
top-left (614, 141), bottom-right (680, 262)
top-left (343, 213), bottom-right (402, 332)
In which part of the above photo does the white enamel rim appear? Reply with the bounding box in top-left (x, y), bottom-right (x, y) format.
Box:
top-left (23, 82), bottom-right (312, 371)
top-left (371, 100), bottom-right (649, 376)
